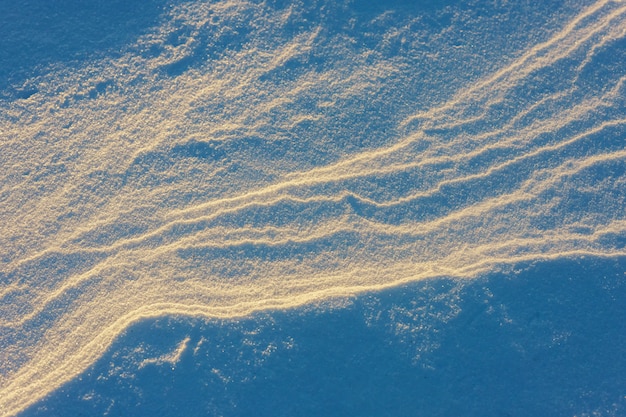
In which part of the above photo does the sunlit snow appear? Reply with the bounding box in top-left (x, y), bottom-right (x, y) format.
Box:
top-left (1, 0), bottom-right (625, 416)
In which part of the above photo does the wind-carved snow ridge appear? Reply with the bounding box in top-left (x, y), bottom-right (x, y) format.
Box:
top-left (1, 0), bottom-right (625, 415)
top-left (139, 336), bottom-right (191, 369)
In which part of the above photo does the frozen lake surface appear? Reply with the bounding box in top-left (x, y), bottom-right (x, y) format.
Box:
top-left (1, 0), bottom-right (625, 416)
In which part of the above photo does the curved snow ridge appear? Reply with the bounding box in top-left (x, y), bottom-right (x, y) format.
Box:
top-left (1, 0), bottom-right (626, 416)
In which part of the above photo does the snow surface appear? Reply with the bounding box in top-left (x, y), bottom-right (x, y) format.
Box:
top-left (1, 0), bottom-right (625, 416)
